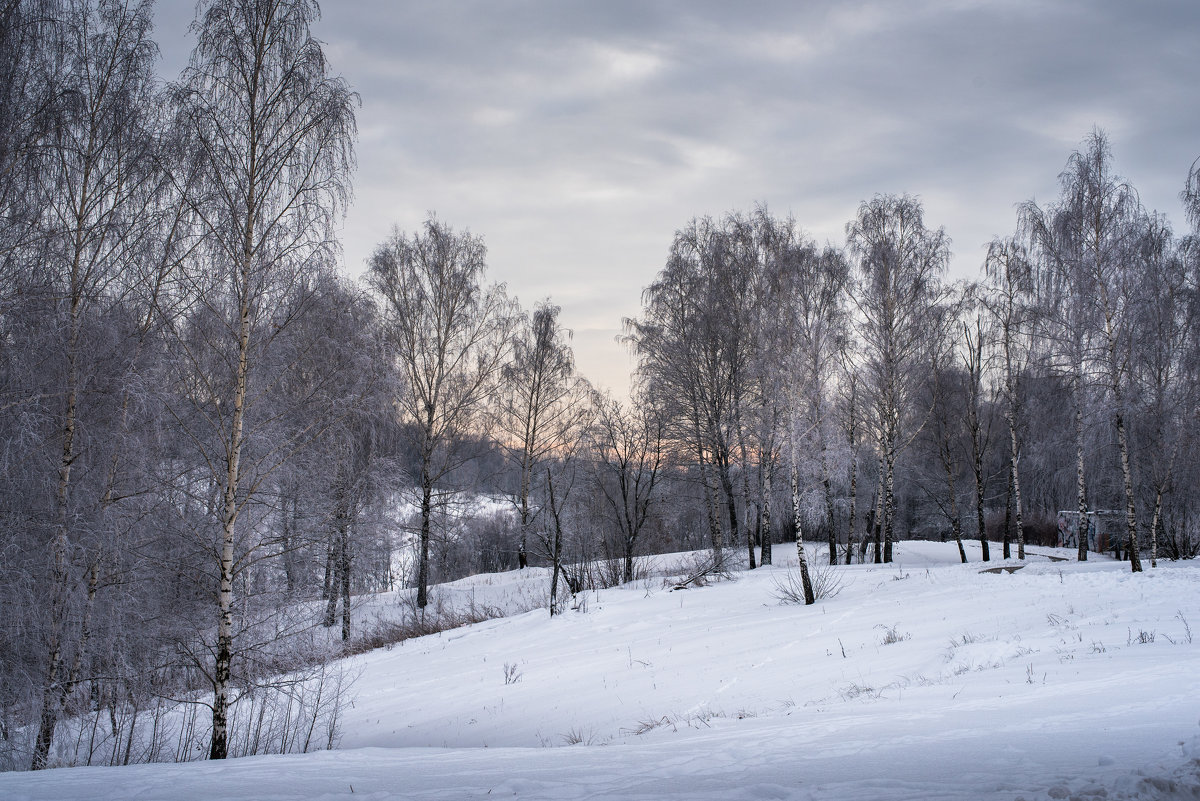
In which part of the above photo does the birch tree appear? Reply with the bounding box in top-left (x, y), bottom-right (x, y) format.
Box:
top-left (496, 300), bottom-right (588, 569)
top-left (627, 217), bottom-right (747, 563)
top-left (846, 194), bottom-right (950, 563)
top-left (1023, 130), bottom-right (1145, 572)
top-left (167, 0), bottom-right (356, 759)
top-left (0, 0), bottom-right (52, 272)
top-left (368, 216), bottom-right (515, 611)
top-left (982, 237), bottom-right (1034, 560)
top-left (590, 390), bottom-right (665, 584)
top-left (1021, 209), bottom-right (1094, 561)
top-left (921, 294), bottom-right (968, 563)
top-left (962, 308), bottom-right (991, 562)
top-left (793, 245), bottom-right (850, 566)
top-left (23, 0), bottom-right (160, 769)
top-left (836, 361), bottom-right (862, 564)
top-left (1129, 215), bottom-right (1187, 569)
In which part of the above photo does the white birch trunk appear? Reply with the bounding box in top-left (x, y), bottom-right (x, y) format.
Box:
top-left (791, 467), bottom-right (815, 605)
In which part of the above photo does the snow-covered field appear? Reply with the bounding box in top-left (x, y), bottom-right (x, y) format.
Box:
top-left (5, 541), bottom-right (1200, 800)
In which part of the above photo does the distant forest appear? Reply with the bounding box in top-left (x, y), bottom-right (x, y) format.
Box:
top-left (3, 0), bottom-right (1199, 773)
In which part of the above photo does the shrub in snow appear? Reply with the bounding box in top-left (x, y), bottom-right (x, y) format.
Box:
top-left (772, 561), bottom-right (845, 604)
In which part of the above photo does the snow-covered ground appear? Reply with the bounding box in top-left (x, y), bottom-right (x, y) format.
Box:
top-left (5, 541), bottom-right (1200, 800)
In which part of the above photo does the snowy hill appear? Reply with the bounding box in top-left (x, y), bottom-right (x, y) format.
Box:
top-left (5, 542), bottom-right (1200, 800)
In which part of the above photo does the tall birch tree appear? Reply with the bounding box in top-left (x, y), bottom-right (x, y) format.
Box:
top-left (1023, 130), bottom-right (1145, 572)
top-left (26, 0), bottom-right (160, 769)
top-left (368, 216), bottom-right (515, 611)
top-left (846, 194), bottom-right (950, 563)
top-left (167, 0), bottom-right (356, 759)
top-left (771, 232), bottom-right (849, 566)
top-left (961, 308), bottom-right (991, 562)
top-left (627, 217), bottom-right (745, 563)
top-left (982, 237), bottom-right (1034, 560)
top-left (496, 300), bottom-right (587, 570)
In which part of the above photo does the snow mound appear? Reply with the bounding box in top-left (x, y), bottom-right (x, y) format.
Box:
top-left (3, 541), bottom-right (1199, 800)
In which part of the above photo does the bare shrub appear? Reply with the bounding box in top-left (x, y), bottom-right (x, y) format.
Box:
top-left (559, 726), bottom-right (596, 745)
top-left (562, 554), bottom-right (655, 595)
top-left (584, 558), bottom-right (627, 591)
top-left (22, 655), bottom-right (358, 770)
top-left (839, 683), bottom-right (882, 700)
top-left (772, 561), bottom-right (845, 604)
top-left (1129, 628), bottom-right (1155, 645)
top-left (621, 715), bottom-right (676, 737)
top-left (223, 663), bottom-right (358, 759)
top-left (1160, 523), bottom-right (1199, 560)
top-left (878, 624), bottom-right (909, 645)
top-left (347, 593), bottom-right (513, 656)
top-left (949, 632), bottom-right (983, 647)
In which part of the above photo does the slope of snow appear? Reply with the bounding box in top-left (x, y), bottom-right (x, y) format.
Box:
top-left (5, 541), bottom-right (1200, 800)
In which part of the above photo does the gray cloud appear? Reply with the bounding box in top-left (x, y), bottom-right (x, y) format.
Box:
top-left (154, 0), bottom-right (1200, 394)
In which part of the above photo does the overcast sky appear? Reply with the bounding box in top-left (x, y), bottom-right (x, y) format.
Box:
top-left (153, 0), bottom-right (1200, 396)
